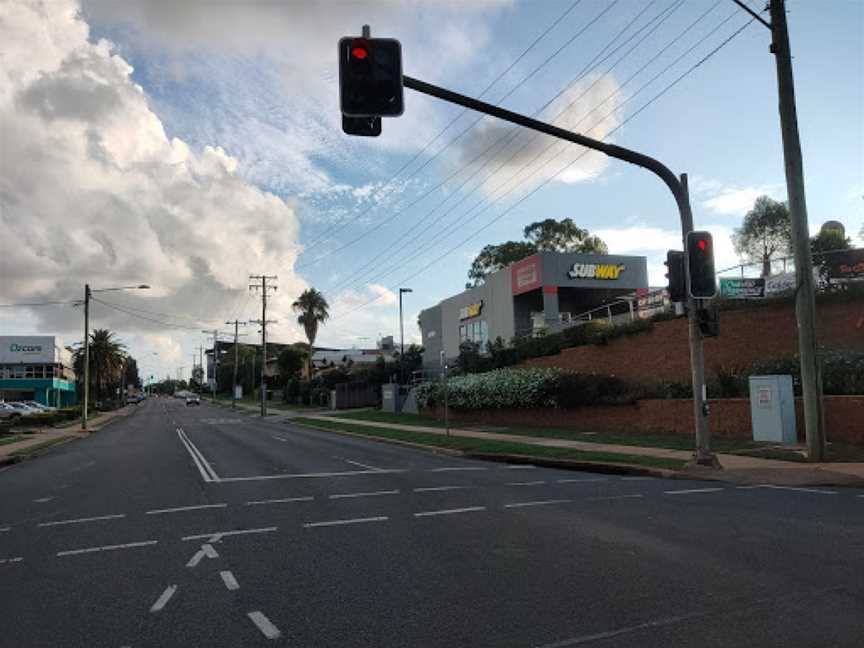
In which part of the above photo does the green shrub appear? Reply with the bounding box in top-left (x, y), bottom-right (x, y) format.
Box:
top-left (553, 373), bottom-right (644, 407)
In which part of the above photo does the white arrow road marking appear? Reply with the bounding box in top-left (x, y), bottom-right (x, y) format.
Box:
top-left (248, 611), bottom-right (281, 639)
top-left (186, 543), bottom-right (219, 567)
top-left (149, 585), bottom-right (177, 613)
top-left (220, 571), bottom-right (239, 591)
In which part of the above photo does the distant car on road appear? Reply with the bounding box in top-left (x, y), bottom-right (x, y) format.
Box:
top-left (186, 394), bottom-right (200, 406)
top-left (126, 395), bottom-right (140, 405)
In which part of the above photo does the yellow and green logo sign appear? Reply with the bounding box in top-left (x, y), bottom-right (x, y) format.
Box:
top-left (567, 263), bottom-right (625, 280)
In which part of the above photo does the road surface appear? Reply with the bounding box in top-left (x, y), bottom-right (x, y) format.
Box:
top-left (1, 399), bottom-right (862, 647)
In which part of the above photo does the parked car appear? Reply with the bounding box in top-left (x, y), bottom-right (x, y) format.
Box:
top-left (8, 402), bottom-right (40, 416)
top-left (23, 400), bottom-right (56, 412)
top-left (0, 403), bottom-right (22, 420)
top-left (185, 394), bottom-right (200, 406)
top-left (126, 394), bottom-right (140, 405)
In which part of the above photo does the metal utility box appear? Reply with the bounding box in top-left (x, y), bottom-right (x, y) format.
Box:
top-left (381, 383), bottom-right (400, 413)
top-left (749, 375), bottom-right (797, 444)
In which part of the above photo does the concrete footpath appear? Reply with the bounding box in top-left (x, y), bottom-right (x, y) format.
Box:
top-left (300, 414), bottom-right (864, 487)
top-left (0, 406), bottom-right (135, 466)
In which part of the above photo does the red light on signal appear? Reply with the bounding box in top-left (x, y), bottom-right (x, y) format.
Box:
top-left (698, 239), bottom-right (707, 251)
top-left (351, 46), bottom-right (368, 60)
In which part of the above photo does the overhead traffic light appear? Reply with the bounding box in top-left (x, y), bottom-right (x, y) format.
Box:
top-left (664, 250), bottom-right (686, 302)
top-left (338, 36), bottom-right (404, 120)
top-left (687, 231), bottom-right (717, 299)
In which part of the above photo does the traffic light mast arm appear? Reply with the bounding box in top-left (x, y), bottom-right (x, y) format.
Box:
top-left (401, 76), bottom-right (691, 219)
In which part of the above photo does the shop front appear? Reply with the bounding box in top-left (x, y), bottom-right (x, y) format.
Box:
top-left (0, 336), bottom-right (77, 407)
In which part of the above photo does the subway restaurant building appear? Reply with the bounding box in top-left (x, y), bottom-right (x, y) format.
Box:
top-left (0, 336), bottom-right (77, 407)
top-left (419, 252), bottom-right (648, 367)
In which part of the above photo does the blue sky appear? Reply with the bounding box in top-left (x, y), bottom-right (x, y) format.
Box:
top-left (2, 0), bottom-right (862, 381)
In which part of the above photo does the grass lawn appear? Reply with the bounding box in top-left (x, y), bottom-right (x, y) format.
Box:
top-left (324, 409), bottom-right (864, 463)
top-left (0, 434), bottom-right (24, 446)
top-left (291, 417), bottom-right (687, 471)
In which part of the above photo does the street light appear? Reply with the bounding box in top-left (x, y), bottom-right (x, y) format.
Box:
top-left (81, 283), bottom-right (150, 431)
top-left (398, 288), bottom-right (413, 386)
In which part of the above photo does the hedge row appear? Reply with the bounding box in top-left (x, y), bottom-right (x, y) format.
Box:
top-left (7, 407), bottom-right (80, 428)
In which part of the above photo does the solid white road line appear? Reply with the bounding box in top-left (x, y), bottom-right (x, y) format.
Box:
top-left (587, 494), bottom-right (644, 501)
top-left (0, 557), bottom-right (23, 565)
top-left (504, 499), bottom-right (573, 509)
top-left (245, 497), bottom-right (314, 506)
top-left (760, 484), bottom-right (838, 495)
top-left (0, 527), bottom-right (11, 532)
top-left (664, 487), bottom-right (726, 495)
top-left (621, 476), bottom-right (652, 481)
top-left (304, 516), bottom-right (389, 528)
top-left (218, 469), bottom-right (406, 482)
top-left (57, 540), bottom-right (158, 557)
top-left (329, 490), bottom-right (400, 500)
top-left (271, 435), bottom-right (287, 442)
top-left (339, 457), bottom-right (381, 471)
top-left (181, 526), bottom-right (277, 542)
top-left (146, 503), bottom-right (227, 515)
top-left (220, 571), bottom-right (240, 591)
top-left (557, 478), bottom-right (608, 484)
top-left (429, 466), bottom-right (487, 472)
top-left (413, 486), bottom-right (469, 493)
top-left (248, 611), bottom-right (281, 640)
top-left (149, 585), bottom-right (177, 613)
top-left (505, 481), bottom-right (546, 487)
top-left (38, 513), bottom-right (126, 527)
top-left (176, 428), bottom-right (219, 482)
top-left (414, 506), bottom-right (487, 517)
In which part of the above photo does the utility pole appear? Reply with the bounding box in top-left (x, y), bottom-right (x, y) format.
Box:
top-left (398, 287), bottom-right (412, 386)
top-left (250, 274), bottom-right (278, 417)
top-left (768, 0), bottom-right (824, 460)
top-left (226, 320), bottom-right (248, 408)
top-left (81, 284), bottom-right (91, 431)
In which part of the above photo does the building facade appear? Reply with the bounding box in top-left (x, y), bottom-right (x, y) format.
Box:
top-left (419, 252), bottom-right (649, 367)
top-left (0, 336), bottom-right (77, 407)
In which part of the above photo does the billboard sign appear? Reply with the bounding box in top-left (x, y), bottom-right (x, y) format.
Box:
top-left (511, 255), bottom-right (542, 295)
top-left (826, 249), bottom-right (864, 280)
top-left (0, 336), bottom-right (58, 364)
top-left (720, 277), bottom-right (766, 299)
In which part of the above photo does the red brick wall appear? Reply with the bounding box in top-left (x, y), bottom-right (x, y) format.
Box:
top-left (522, 298), bottom-right (864, 383)
top-left (421, 395), bottom-right (864, 445)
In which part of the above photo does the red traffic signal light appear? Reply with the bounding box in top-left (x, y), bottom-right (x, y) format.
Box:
top-left (339, 35), bottom-right (404, 120)
top-left (687, 231), bottom-right (717, 299)
top-left (351, 45), bottom-right (368, 60)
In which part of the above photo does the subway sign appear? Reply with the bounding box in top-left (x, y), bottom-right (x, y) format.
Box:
top-left (567, 263), bottom-right (625, 280)
top-left (459, 301), bottom-right (483, 320)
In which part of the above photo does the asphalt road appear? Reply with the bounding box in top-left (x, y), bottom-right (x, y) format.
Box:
top-left (1, 398), bottom-right (863, 647)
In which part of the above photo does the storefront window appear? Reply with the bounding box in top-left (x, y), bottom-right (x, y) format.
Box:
top-left (459, 325), bottom-right (467, 343)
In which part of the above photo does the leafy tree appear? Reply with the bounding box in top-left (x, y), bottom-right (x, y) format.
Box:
top-left (190, 365), bottom-right (204, 390)
top-left (72, 329), bottom-right (126, 404)
top-left (277, 347), bottom-right (305, 386)
top-left (523, 218), bottom-right (608, 253)
top-left (397, 344), bottom-right (424, 380)
top-left (292, 288), bottom-right (330, 377)
top-left (467, 218), bottom-right (608, 286)
top-left (733, 196), bottom-right (792, 276)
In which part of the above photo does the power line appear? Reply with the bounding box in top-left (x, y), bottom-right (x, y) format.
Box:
top-left (297, 0), bottom-right (620, 270)
top-left (340, 0), bottom-right (685, 292)
top-left (0, 300), bottom-right (78, 308)
top-left (89, 296), bottom-right (206, 330)
top-left (300, 0), bottom-right (588, 257)
top-left (328, 16), bottom-right (757, 324)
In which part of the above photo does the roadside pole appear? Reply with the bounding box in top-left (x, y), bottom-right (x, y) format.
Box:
top-left (81, 284), bottom-right (90, 431)
top-left (769, 0), bottom-right (824, 460)
top-left (227, 320), bottom-right (247, 409)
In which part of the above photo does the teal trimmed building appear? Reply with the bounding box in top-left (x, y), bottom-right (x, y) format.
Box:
top-left (0, 336), bottom-right (77, 407)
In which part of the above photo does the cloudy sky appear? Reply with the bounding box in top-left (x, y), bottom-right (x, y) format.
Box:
top-left (1, 0), bottom-right (862, 381)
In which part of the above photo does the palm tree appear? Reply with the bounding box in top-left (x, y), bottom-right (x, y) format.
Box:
top-left (292, 288), bottom-right (329, 377)
top-left (72, 329), bottom-right (126, 404)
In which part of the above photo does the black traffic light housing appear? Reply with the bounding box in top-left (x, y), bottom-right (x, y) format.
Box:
top-left (697, 305), bottom-right (719, 337)
top-left (686, 231), bottom-right (717, 299)
top-left (664, 250), bottom-right (686, 303)
top-left (342, 115), bottom-right (382, 137)
top-left (339, 36), bottom-right (404, 124)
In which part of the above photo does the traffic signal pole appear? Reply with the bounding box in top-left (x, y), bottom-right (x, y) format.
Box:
top-left (400, 75), bottom-right (718, 466)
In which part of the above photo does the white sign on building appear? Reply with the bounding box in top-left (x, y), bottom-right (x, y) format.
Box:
top-left (0, 336), bottom-right (63, 364)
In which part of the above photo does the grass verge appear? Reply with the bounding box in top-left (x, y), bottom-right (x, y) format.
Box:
top-left (291, 417), bottom-right (686, 471)
top-left (9, 435), bottom-right (74, 456)
top-left (0, 434), bottom-right (24, 446)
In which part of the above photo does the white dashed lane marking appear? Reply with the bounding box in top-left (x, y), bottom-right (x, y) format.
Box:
top-left (329, 490), bottom-right (399, 500)
top-left (0, 557), bottom-right (23, 565)
top-left (504, 499), bottom-right (573, 509)
top-left (664, 488), bottom-right (725, 496)
top-left (557, 478), bottom-right (608, 484)
top-left (587, 494), bottom-right (644, 501)
top-left (414, 506), bottom-right (487, 518)
top-left (38, 514), bottom-right (126, 527)
top-left (57, 540), bottom-right (158, 557)
top-left (0, 527), bottom-right (10, 532)
top-left (245, 497), bottom-right (314, 506)
top-left (429, 466), bottom-right (487, 472)
top-left (34, 497), bottom-right (54, 503)
top-left (220, 570), bottom-right (240, 591)
top-left (505, 481), bottom-right (546, 487)
top-left (337, 457), bottom-right (382, 471)
top-left (182, 527), bottom-right (277, 542)
top-left (413, 486), bottom-right (470, 493)
top-left (304, 516), bottom-right (389, 528)
top-left (146, 504), bottom-right (227, 515)
top-left (248, 611), bottom-right (281, 640)
top-left (149, 585), bottom-right (177, 613)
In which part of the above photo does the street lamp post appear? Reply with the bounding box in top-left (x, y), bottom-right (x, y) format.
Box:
top-left (80, 284), bottom-right (149, 431)
top-left (398, 288), bottom-right (412, 386)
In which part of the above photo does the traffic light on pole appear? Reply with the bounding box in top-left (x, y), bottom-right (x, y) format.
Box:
top-left (338, 36), bottom-right (404, 123)
top-left (664, 250), bottom-right (686, 302)
top-left (687, 231), bottom-right (717, 299)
